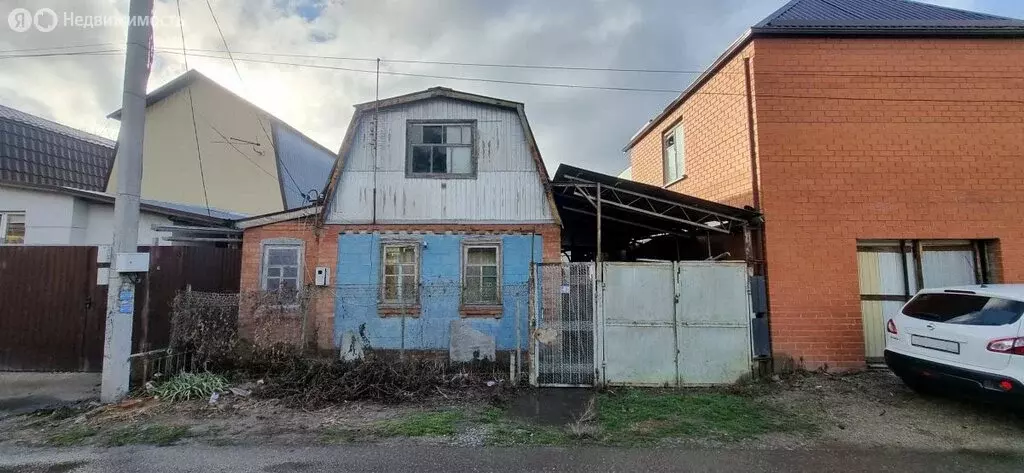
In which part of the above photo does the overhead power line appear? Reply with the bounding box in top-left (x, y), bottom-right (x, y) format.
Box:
top-left (176, 0), bottom-right (212, 217)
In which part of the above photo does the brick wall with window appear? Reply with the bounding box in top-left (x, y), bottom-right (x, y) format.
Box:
top-left (239, 221), bottom-right (560, 351)
top-left (628, 43), bottom-right (757, 208)
top-left (753, 38), bottom-right (1024, 370)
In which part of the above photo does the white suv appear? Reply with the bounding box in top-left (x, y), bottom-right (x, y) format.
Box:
top-left (885, 285), bottom-right (1024, 399)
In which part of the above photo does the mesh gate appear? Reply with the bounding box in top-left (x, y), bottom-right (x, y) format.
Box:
top-left (532, 262), bottom-right (595, 386)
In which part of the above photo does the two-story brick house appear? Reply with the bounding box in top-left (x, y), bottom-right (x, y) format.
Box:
top-left (627, 0), bottom-right (1024, 370)
top-left (236, 87), bottom-right (560, 357)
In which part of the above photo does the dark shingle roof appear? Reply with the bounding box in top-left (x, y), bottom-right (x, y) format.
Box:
top-left (0, 104), bottom-right (116, 192)
top-left (756, 0), bottom-right (1024, 32)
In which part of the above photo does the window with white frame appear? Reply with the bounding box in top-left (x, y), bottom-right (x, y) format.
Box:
top-left (262, 243), bottom-right (302, 303)
top-left (462, 244), bottom-right (500, 306)
top-left (663, 124), bottom-right (685, 184)
top-left (381, 244), bottom-right (419, 305)
top-left (0, 212), bottom-right (25, 245)
top-left (407, 121), bottom-right (475, 177)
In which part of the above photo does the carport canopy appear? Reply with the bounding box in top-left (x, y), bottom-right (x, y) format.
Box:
top-left (551, 164), bottom-right (762, 261)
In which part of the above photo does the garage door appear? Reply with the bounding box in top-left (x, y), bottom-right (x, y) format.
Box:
top-left (856, 240), bottom-right (981, 362)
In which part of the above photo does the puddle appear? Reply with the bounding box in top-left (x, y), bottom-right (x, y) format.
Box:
top-left (506, 388), bottom-right (595, 426)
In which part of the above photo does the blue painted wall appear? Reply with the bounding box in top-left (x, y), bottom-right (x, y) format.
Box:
top-left (334, 233), bottom-right (542, 351)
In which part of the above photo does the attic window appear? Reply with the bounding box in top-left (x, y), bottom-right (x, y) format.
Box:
top-left (407, 121), bottom-right (476, 178)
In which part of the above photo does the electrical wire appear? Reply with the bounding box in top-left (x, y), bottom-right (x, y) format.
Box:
top-left (177, 0), bottom-right (213, 217)
top-left (203, 0), bottom-right (307, 206)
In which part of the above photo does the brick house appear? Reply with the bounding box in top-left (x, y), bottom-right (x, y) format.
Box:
top-left (626, 0), bottom-right (1024, 370)
top-left (236, 87), bottom-right (560, 357)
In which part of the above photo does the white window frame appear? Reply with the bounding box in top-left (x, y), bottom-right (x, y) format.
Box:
top-left (406, 120), bottom-right (477, 178)
top-left (260, 239), bottom-right (304, 306)
top-left (663, 123), bottom-right (685, 185)
top-left (380, 243), bottom-right (420, 306)
top-left (461, 243), bottom-right (502, 307)
top-left (0, 211), bottom-right (26, 245)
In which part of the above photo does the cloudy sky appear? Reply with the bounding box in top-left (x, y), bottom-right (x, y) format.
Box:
top-left (1, 0), bottom-right (1022, 176)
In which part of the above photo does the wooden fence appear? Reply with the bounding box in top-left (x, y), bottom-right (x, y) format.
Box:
top-left (0, 246), bottom-right (240, 372)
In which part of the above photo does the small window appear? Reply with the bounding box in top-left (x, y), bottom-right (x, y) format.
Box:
top-left (0, 212), bottom-right (25, 244)
top-left (381, 244), bottom-right (419, 305)
top-left (663, 124), bottom-right (685, 184)
top-left (463, 245), bottom-right (500, 306)
top-left (407, 121), bottom-right (475, 178)
top-left (262, 243), bottom-right (302, 304)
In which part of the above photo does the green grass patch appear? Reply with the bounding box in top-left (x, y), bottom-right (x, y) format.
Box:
top-left (476, 406), bottom-right (505, 424)
top-left (104, 424), bottom-right (191, 447)
top-left (150, 372), bottom-right (228, 402)
top-left (379, 411), bottom-right (463, 437)
top-left (597, 389), bottom-right (816, 445)
top-left (46, 425), bottom-right (98, 447)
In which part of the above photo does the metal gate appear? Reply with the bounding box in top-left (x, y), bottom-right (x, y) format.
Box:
top-left (600, 261), bottom-right (752, 386)
top-left (531, 262), bottom-right (595, 386)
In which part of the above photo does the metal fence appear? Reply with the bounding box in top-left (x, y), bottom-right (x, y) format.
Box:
top-left (532, 262), bottom-right (595, 386)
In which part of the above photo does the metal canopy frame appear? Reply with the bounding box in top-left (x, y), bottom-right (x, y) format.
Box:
top-left (552, 178), bottom-right (747, 235)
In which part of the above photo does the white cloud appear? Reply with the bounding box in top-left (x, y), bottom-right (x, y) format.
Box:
top-left (0, 0), bottom-right (1015, 176)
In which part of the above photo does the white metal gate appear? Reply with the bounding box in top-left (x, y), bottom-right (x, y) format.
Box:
top-left (599, 261), bottom-right (753, 386)
top-left (531, 261), bottom-right (753, 387)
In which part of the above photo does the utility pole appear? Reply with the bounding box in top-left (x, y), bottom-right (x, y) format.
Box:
top-left (101, 0), bottom-right (154, 403)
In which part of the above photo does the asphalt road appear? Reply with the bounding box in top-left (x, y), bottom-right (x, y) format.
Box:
top-left (0, 445), bottom-right (1020, 473)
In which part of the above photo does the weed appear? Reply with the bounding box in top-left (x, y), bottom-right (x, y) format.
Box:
top-left (46, 425), bottom-right (98, 447)
top-left (104, 424), bottom-right (191, 446)
top-left (567, 397), bottom-right (601, 439)
top-left (151, 372), bottom-right (228, 402)
top-left (379, 411), bottom-right (462, 437)
top-left (597, 389), bottom-right (817, 445)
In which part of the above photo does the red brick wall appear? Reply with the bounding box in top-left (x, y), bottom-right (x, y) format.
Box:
top-left (240, 221), bottom-right (561, 350)
top-left (752, 37), bottom-right (1024, 370)
top-left (630, 43), bottom-right (757, 208)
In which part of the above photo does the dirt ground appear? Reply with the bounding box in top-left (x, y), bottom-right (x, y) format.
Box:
top-left (758, 370), bottom-right (1024, 453)
top-left (2, 370), bottom-right (1022, 453)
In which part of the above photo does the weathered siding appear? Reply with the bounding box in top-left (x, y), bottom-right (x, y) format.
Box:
top-left (326, 98), bottom-right (554, 224)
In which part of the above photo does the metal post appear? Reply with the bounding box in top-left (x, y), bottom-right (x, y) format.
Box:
top-left (595, 183), bottom-right (602, 281)
top-left (101, 0), bottom-right (152, 403)
top-left (399, 280), bottom-right (406, 361)
top-left (515, 299), bottom-right (522, 382)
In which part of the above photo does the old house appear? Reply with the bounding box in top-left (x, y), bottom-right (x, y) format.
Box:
top-left (0, 104), bottom-right (238, 245)
top-left (237, 87), bottom-right (560, 358)
top-left (107, 70), bottom-right (336, 216)
top-left (626, 0), bottom-right (1024, 370)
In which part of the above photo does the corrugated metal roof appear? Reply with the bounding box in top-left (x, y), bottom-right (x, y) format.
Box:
top-left (757, 0), bottom-right (1024, 30)
top-left (0, 104), bottom-right (116, 192)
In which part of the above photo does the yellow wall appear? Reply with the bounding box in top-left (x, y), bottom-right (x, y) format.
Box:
top-left (107, 77), bottom-right (284, 215)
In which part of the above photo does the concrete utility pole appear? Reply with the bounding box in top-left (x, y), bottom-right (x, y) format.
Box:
top-left (101, 0), bottom-right (154, 403)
